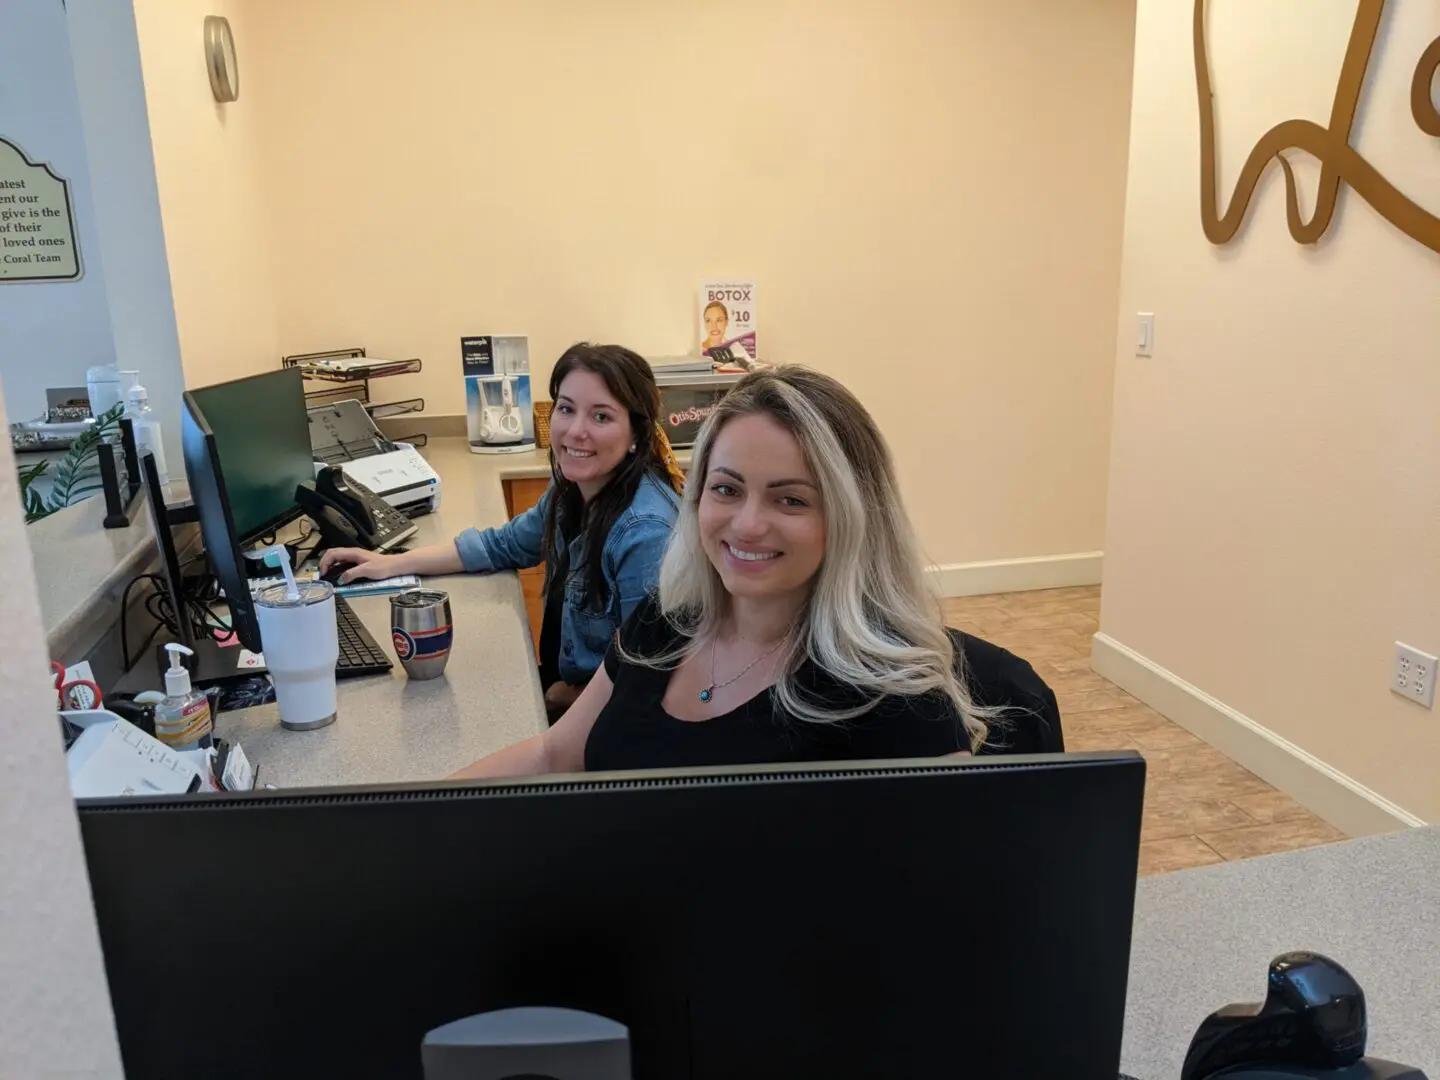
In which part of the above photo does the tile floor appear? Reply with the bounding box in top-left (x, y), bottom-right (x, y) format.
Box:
top-left (943, 586), bottom-right (1348, 876)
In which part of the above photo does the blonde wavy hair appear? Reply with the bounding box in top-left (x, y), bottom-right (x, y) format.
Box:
top-left (632, 365), bottom-right (992, 751)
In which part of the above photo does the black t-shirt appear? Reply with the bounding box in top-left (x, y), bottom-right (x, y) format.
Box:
top-left (587, 596), bottom-right (967, 771)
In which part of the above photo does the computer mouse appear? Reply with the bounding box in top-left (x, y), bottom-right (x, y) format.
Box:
top-left (320, 561), bottom-right (352, 586)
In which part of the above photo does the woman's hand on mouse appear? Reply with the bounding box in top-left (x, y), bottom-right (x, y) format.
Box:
top-left (317, 540), bottom-right (466, 583)
top-left (318, 547), bottom-right (403, 584)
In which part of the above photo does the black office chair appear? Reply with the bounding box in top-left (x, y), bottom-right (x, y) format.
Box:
top-left (949, 628), bottom-right (1065, 755)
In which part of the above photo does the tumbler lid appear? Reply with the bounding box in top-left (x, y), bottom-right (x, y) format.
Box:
top-left (391, 588), bottom-right (449, 608)
top-left (256, 580), bottom-right (333, 608)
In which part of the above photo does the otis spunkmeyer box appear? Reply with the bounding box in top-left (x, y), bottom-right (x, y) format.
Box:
top-left (653, 368), bottom-right (746, 449)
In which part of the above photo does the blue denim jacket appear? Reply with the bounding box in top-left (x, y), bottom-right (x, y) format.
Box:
top-left (453, 472), bottom-right (680, 685)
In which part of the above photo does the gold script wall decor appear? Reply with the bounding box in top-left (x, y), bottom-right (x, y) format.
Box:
top-left (1195, 0), bottom-right (1440, 254)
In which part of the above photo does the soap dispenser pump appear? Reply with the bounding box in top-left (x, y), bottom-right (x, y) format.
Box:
top-left (121, 368), bottom-right (169, 484)
top-left (154, 643), bottom-right (212, 750)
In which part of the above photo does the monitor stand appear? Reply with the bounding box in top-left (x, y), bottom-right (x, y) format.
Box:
top-left (107, 449), bottom-right (266, 699)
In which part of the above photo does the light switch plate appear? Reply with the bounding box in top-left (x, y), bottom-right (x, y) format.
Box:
top-left (1136, 312), bottom-right (1155, 357)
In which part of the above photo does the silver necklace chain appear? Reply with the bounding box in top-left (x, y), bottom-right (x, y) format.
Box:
top-left (699, 634), bottom-right (787, 704)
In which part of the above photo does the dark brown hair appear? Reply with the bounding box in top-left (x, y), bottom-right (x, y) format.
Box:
top-left (542, 343), bottom-right (683, 612)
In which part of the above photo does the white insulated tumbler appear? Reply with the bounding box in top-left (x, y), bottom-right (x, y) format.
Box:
top-left (255, 580), bottom-right (339, 731)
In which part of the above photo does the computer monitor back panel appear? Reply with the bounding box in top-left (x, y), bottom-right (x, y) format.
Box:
top-left (180, 395), bottom-right (263, 652)
top-left (186, 367), bottom-right (313, 543)
top-left (78, 754), bottom-right (1145, 1080)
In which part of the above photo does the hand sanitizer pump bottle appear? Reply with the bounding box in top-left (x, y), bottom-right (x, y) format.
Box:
top-left (154, 643), bottom-right (212, 750)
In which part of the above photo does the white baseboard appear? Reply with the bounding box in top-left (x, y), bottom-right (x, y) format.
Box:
top-left (928, 551), bottom-right (1103, 598)
top-left (1091, 632), bottom-right (1427, 836)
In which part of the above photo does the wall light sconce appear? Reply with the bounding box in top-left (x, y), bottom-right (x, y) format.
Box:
top-left (204, 15), bottom-right (239, 102)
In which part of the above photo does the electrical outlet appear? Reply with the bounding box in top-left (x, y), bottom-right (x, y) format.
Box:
top-left (1393, 642), bottom-right (1437, 708)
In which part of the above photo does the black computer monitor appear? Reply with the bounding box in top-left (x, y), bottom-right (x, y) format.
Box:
top-left (77, 753), bottom-right (1146, 1080)
top-left (185, 368), bottom-right (314, 544)
top-left (180, 390), bottom-right (265, 653)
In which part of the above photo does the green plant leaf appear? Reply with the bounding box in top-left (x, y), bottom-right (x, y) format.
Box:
top-left (16, 404), bottom-right (123, 521)
top-left (24, 485), bottom-right (48, 523)
top-left (28, 403), bottom-right (126, 515)
top-left (18, 459), bottom-right (49, 489)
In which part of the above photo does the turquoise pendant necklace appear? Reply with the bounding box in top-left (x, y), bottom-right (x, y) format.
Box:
top-left (699, 634), bottom-right (787, 704)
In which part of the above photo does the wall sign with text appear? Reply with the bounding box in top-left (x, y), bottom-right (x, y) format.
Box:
top-left (698, 279), bottom-right (757, 362)
top-left (0, 137), bottom-right (82, 283)
top-left (1196, 0), bottom-right (1440, 256)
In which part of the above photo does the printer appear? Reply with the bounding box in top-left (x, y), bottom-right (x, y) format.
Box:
top-left (307, 399), bottom-right (441, 516)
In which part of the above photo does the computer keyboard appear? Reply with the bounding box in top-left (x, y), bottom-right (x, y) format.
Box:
top-left (335, 594), bottom-right (394, 679)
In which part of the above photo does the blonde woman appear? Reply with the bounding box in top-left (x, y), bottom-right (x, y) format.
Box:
top-left (451, 365), bottom-right (991, 778)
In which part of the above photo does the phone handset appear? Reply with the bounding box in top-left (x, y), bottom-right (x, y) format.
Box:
top-left (295, 466), bottom-right (382, 550)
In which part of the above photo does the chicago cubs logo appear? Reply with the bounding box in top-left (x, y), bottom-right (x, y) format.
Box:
top-left (392, 628), bottom-right (416, 661)
top-left (392, 624), bottom-right (453, 662)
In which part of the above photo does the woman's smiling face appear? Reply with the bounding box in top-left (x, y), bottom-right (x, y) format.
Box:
top-left (698, 413), bottom-right (826, 602)
top-left (549, 369), bottom-right (634, 495)
top-left (704, 305), bottom-right (729, 344)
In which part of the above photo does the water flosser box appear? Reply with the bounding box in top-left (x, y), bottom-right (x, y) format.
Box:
top-left (461, 335), bottom-right (536, 455)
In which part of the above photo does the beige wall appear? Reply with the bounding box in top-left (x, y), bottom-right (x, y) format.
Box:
top-left (1102, 0), bottom-right (1440, 821)
top-left (203, 0), bottom-right (1136, 567)
top-left (134, 0), bottom-right (278, 389)
top-left (4, 0), bottom-right (190, 474)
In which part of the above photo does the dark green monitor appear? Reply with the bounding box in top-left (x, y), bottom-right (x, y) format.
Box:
top-left (185, 367), bottom-right (314, 543)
